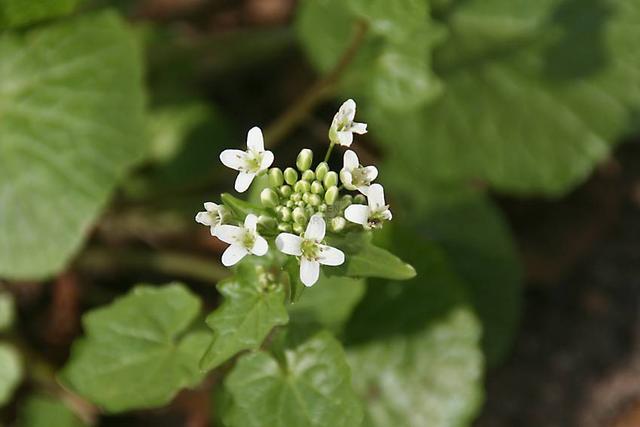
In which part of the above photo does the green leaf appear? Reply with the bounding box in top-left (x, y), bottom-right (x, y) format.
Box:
top-left (0, 0), bottom-right (82, 29)
top-left (61, 284), bottom-right (209, 413)
top-left (0, 343), bottom-right (22, 406)
top-left (0, 292), bottom-right (15, 332)
top-left (344, 225), bottom-right (484, 427)
top-left (329, 232), bottom-right (416, 280)
top-left (200, 262), bottom-right (289, 371)
top-left (0, 11), bottom-right (146, 280)
top-left (372, 0), bottom-right (640, 195)
top-left (288, 272), bottom-right (365, 334)
top-left (19, 395), bottom-right (85, 427)
top-left (223, 331), bottom-right (364, 427)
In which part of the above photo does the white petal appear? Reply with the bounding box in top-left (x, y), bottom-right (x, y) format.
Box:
top-left (343, 150), bottom-right (359, 170)
top-left (220, 149), bottom-right (247, 170)
top-left (340, 99), bottom-right (356, 122)
top-left (304, 214), bottom-right (326, 241)
top-left (221, 244), bottom-right (248, 266)
top-left (340, 170), bottom-right (354, 189)
top-left (235, 171), bottom-right (255, 192)
top-left (300, 259), bottom-right (320, 287)
top-left (276, 233), bottom-right (303, 256)
top-left (244, 214), bottom-right (258, 231)
top-left (318, 245), bottom-right (345, 266)
top-left (367, 183), bottom-right (386, 211)
top-left (382, 209), bottom-right (393, 221)
top-left (337, 131), bottom-right (353, 147)
top-left (260, 150), bottom-right (274, 170)
top-left (195, 211), bottom-right (212, 226)
top-left (344, 204), bottom-right (370, 225)
top-left (363, 165), bottom-right (378, 182)
top-left (350, 122), bottom-right (367, 134)
top-left (204, 202), bottom-right (218, 212)
top-left (251, 235), bottom-right (269, 256)
top-left (356, 185), bottom-right (370, 196)
top-left (210, 226), bottom-right (219, 237)
top-left (216, 224), bottom-right (243, 244)
top-left (246, 126), bottom-right (264, 152)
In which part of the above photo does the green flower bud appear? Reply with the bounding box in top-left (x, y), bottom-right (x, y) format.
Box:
top-left (318, 203), bottom-right (327, 212)
top-left (294, 180), bottom-right (311, 194)
top-left (304, 206), bottom-right (315, 218)
top-left (324, 171), bottom-right (338, 188)
top-left (291, 192), bottom-right (302, 202)
top-left (341, 194), bottom-right (353, 205)
top-left (285, 200), bottom-right (294, 209)
top-left (277, 206), bottom-right (292, 222)
top-left (302, 170), bottom-right (315, 182)
top-left (302, 192), bottom-right (311, 204)
top-left (260, 188), bottom-right (279, 208)
top-left (258, 215), bottom-right (277, 229)
top-left (330, 216), bottom-right (347, 233)
top-left (269, 168), bottom-right (284, 187)
top-left (279, 184), bottom-right (292, 198)
top-left (354, 194), bottom-right (366, 204)
top-left (324, 186), bottom-right (339, 205)
top-left (296, 200), bottom-right (305, 207)
top-left (278, 222), bottom-right (292, 233)
top-left (296, 149), bottom-right (313, 171)
top-left (293, 223), bottom-right (305, 234)
top-left (292, 207), bottom-right (307, 225)
top-left (309, 194), bottom-right (322, 207)
top-left (311, 181), bottom-right (324, 195)
top-left (315, 162), bottom-right (329, 181)
top-left (284, 167), bottom-right (298, 185)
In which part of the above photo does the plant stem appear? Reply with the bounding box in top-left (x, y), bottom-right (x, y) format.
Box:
top-left (264, 19), bottom-right (368, 148)
top-left (324, 142), bottom-right (336, 163)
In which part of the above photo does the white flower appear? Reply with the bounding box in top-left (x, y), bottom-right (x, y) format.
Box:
top-left (216, 214), bottom-right (269, 266)
top-left (329, 99), bottom-right (367, 147)
top-left (275, 214), bottom-right (345, 287)
top-left (344, 183), bottom-right (392, 230)
top-left (220, 126), bottom-right (274, 192)
top-left (340, 149), bottom-right (378, 195)
top-left (195, 202), bottom-right (227, 236)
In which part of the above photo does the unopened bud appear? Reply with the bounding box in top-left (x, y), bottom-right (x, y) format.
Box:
top-left (302, 170), bottom-right (315, 182)
top-left (277, 206), bottom-right (291, 222)
top-left (304, 206), bottom-right (315, 218)
top-left (315, 162), bottom-right (329, 181)
top-left (279, 185), bottom-right (292, 198)
top-left (292, 207), bottom-right (307, 225)
top-left (278, 223), bottom-right (292, 233)
top-left (341, 195), bottom-right (353, 205)
top-left (330, 216), bottom-right (347, 233)
top-left (296, 149), bottom-right (313, 171)
top-left (302, 192), bottom-right (311, 204)
top-left (324, 186), bottom-right (339, 205)
top-left (293, 223), bottom-right (305, 234)
top-left (309, 194), bottom-right (322, 207)
top-left (354, 194), bottom-right (366, 204)
top-left (324, 171), bottom-right (338, 188)
top-left (296, 200), bottom-right (305, 207)
top-left (284, 167), bottom-right (298, 185)
top-left (285, 200), bottom-right (294, 209)
top-left (311, 181), bottom-right (324, 195)
top-left (318, 203), bottom-right (327, 212)
top-left (258, 215), bottom-right (277, 229)
top-left (260, 188), bottom-right (279, 208)
top-left (291, 192), bottom-right (302, 202)
top-left (294, 180), bottom-right (311, 194)
top-left (269, 168), bottom-right (284, 187)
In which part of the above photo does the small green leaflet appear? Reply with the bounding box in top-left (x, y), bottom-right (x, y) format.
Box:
top-left (0, 0), bottom-right (82, 29)
top-left (0, 343), bottom-right (22, 406)
top-left (19, 395), bottom-right (85, 427)
top-left (200, 262), bottom-right (289, 371)
top-left (223, 331), bottom-right (364, 427)
top-left (61, 284), bottom-right (210, 413)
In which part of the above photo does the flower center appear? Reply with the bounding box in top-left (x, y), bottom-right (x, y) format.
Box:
top-left (244, 151), bottom-right (263, 173)
top-left (242, 230), bottom-right (256, 249)
top-left (351, 167), bottom-right (370, 186)
top-left (300, 238), bottom-right (320, 260)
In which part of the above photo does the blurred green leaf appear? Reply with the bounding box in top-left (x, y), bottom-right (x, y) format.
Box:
top-left (19, 395), bottom-right (85, 427)
top-left (0, 11), bottom-right (146, 279)
top-left (223, 331), bottom-right (364, 427)
top-left (61, 284), bottom-right (209, 413)
top-left (0, 0), bottom-right (82, 29)
top-left (0, 292), bottom-right (15, 332)
top-left (0, 343), bottom-right (22, 407)
top-left (344, 225), bottom-right (484, 427)
top-left (200, 263), bottom-right (289, 372)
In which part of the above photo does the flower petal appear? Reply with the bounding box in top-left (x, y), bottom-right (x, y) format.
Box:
top-left (340, 170), bottom-right (355, 189)
top-left (356, 185), bottom-right (370, 196)
top-left (340, 99), bottom-right (356, 122)
top-left (216, 224), bottom-right (244, 245)
top-left (350, 122), bottom-right (367, 134)
top-left (220, 149), bottom-right (247, 170)
top-left (300, 258), bottom-right (320, 287)
top-left (276, 233), bottom-right (303, 256)
top-left (210, 226), bottom-right (219, 237)
top-left (235, 171), bottom-right (255, 192)
top-left (246, 126), bottom-right (264, 152)
top-left (344, 204), bottom-right (370, 225)
top-left (337, 131), bottom-right (353, 147)
top-left (251, 235), bottom-right (269, 256)
top-left (244, 213), bottom-right (258, 231)
top-left (363, 165), bottom-right (378, 182)
top-left (204, 202), bottom-right (218, 212)
top-left (221, 244), bottom-right (248, 267)
top-left (260, 150), bottom-right (274, 170)
top-left (318, 244), bottom-right (345, 266)
top-left (304, 214), bottom-right (326, 241)
top-left (343, 150), bottom-right (359, 170)
top-left (367, 183), bottom-right (386, 211)
top-left (195, 211), bottom-right (212, 226)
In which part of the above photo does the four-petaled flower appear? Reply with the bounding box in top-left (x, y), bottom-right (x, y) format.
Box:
top-left (276, 214), bottom-right (345, 287)
top-left (195, 202), bottom-right (227, 236)
top-left (344, 183), bottom-right (392, 230)
top-left (340, 149), bottom-right (378, 195)
top-left (329, 99), bottom-right (367, 147)
top-left (220, 126), bottom-right (274, 192)
top-left (216, 214), bottom-right (268, 266)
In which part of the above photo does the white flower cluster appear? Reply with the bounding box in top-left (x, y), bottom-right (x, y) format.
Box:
top-left (196, 99), bottom-right (391, 286)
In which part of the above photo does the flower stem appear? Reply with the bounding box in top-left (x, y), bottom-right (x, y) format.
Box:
top-left (324, 142), bottom-right (336, 163)
top-left (264, 19), bottom-right (368, 148)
